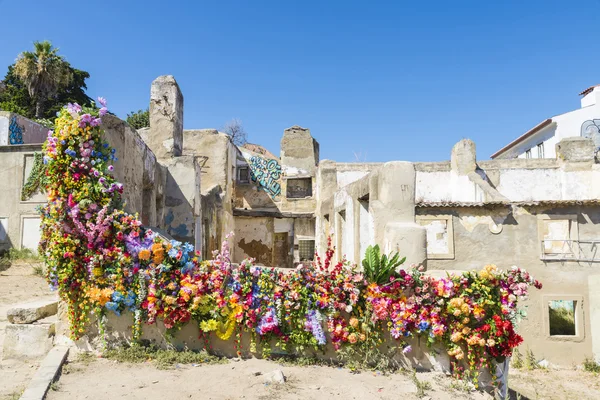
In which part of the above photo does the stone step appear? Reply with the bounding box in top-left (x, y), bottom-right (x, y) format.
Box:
top-left (7, 297), bottom-right (58, 324)
top-left (3, 321), bottom-right (55, 360)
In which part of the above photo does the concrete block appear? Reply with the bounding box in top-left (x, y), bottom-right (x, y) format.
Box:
top-left (451, 139), bottom-right (477, 175)
top-left (556, 137), bottom-right (595, 169)
top-left (3, 322), bottom-right (55, 360)
top-left (7, 298), bottom-right (58, 324)
top-left (19, 346), bottom-right (69, 400)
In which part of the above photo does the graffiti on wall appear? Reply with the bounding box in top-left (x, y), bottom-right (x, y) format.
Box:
top-left (249, 155), bottom-right (282, 198)
top-left (9, 115), bottom-right (24, 145)
top-left (581, 119), bottom-right (600, 149)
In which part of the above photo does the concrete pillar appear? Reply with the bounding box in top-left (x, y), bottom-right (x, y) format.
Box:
top-left (280, 126), bottom-right (319, 175)
top-left (451, 139), bottom-right (476, 176)
top-left (589, 274), bottom-right (600, 363)
top-left (315, 160), bottom-right (337, 257)
top-left (149, 75), bottom-right (184, 159)
top-left (370, 161), bottom-right (426, 267)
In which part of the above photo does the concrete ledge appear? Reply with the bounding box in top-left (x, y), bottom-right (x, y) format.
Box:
top-left (8, 298), bottom-right (58, 324)
top-left (19, 346), bottom-right (69, 400)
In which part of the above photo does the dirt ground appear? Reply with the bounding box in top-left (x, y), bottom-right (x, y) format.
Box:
top-left (47, 355), bottom-right (493, 400)
top-left (43, 354), bottom-right (600, 400)
top-left (0, 262), bottom-right (55, 400)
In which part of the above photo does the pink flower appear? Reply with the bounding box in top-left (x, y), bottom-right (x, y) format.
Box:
top-left (97, 97), bottom-right (107, 107)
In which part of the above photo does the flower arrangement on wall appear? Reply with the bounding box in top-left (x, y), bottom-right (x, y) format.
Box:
top-left (39, 100), bottom-right (542, 383)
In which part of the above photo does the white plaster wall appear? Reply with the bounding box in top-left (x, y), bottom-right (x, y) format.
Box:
top-left (343, 196), bottom-right (355, 262)
top-left (496, 169), bottom-right (561, 201)
top-left (495, 167), bottom-right (600, 201)
top-left (337, 170), bottom-right (369, 189)
top-left (358, 201), bottom-right (374, 260)
top-left (581, 88), bottom-right (600, 108)
top-left (0, 115), bottom-right (8, 146)
top-left (416, 171), bottom-right (479, 203)
top-left (0, 217), bottom-right (8, 243)
top-left (21, 217), bottom-right (41, 252)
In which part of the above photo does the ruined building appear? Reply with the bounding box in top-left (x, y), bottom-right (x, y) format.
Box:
top-left (2, 76), bottom-right (600, 366)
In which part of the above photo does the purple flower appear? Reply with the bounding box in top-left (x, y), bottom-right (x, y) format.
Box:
top-left (403, 345), bottom-right (412, 354)
top-left (90, 117), bottom-right (102, 127)
top-left (108, 165), bottom-right (114, 172)
top-left (67, 103), bottom-right (82, 116)
top-left (99, 107), bottom-right (108, 117)
top-left (97, 97), bottom-right (107, 107)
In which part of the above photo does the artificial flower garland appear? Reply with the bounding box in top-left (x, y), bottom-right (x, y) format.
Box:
top-left (39, 99), bottom-right (542, 383)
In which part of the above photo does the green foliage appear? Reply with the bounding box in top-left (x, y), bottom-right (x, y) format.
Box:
top-left (411, 369), bottom-right (432, 398)
top-left (549, 306), bottom-right (576, 336)
top-left (361, 245), bottom-right (406, 285)
top-left (32, 264), bottom-right (45, 277)
top-left (34, 118), bottom-right (55, 130)
top-left (0, 43), bottom-right (91, 119)
top-left (524, 347), bottom-right (539, 371)
top-left (126, 108), bottom-right (150, 129)
top-left (511, 348), bottom-right (524, 369)
top-left (13, 41), bottom-right (73, 118)
top-left (21, 152), bottom-right (46, 201)
top-left (102, 343), bottom-right (225, 370)
top-left (583, 357), bottom-right (600, 373)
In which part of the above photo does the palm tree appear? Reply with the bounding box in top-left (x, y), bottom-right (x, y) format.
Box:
top-left (13, 41), bottom-right (72, 118)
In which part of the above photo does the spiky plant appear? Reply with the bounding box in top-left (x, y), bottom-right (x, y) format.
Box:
top-left (362, 244), bottom-right (406, 285)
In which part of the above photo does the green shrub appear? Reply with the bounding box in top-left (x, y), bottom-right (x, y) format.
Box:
top-left (362, 245), bottom-right (406, 285)
top-left (549, 306), bottom-right (575, 336)
top-left (583, 357), bottom-right (600, 373)
top-left (126, 108), bottom-right (149, 129)
top-left (102, 343), bottom-right (224, 369)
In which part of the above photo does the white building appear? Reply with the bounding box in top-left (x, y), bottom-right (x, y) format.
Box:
top-left (491, 85), bottom-right (600, 159)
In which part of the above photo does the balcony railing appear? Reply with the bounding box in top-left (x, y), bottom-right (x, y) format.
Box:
top-left (540, 239), bottom-right (600, 262)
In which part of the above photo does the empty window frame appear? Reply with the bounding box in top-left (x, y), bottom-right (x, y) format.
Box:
top-left (237, 166), bottom-right (250, 184)
top-left (537, 143), bottom-right (545, 158)
top-left (548, 300), bottom-right (576, 336)
top-left (543, 295), bottom-right (584, 341)
top-left (416, 215), bottom-right (455, 259)
top-left (538, 214), bottom-right (579, 260)
top-left (286, 178), bottom-right (312, 198)
top-left (525, 149), bottom-right (532, 159)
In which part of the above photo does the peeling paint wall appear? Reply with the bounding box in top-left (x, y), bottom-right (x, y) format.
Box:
top-left (234, 217), bottom-right (274, 265)
top-left (417, 205), bottom-right (600, 365)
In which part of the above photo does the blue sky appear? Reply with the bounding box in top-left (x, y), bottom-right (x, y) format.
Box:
top-left (1, 0), bottom-right (599, 162)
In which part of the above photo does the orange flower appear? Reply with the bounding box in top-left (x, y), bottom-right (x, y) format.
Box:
top-left (138, 249), bottom-right (151, 261)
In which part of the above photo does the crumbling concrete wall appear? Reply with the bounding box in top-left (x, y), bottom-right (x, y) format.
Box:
top-left (102, 115), bottom-right (167, 228)
top-left (141, 76), bottom-right (202, 247)
top-left (183, 129), bottom-right (236, 257)
top-left (233, 217), bottom-right (274, 266)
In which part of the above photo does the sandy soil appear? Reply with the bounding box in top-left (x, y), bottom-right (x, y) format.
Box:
top-left (44, 350), bottom-right (600, 400)
top-left (47, 356), bottom-right (493, 400)
top-left (0, 262), bottom-right (55, 400)
top-left (508, 367), bottom-right (600, 400)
